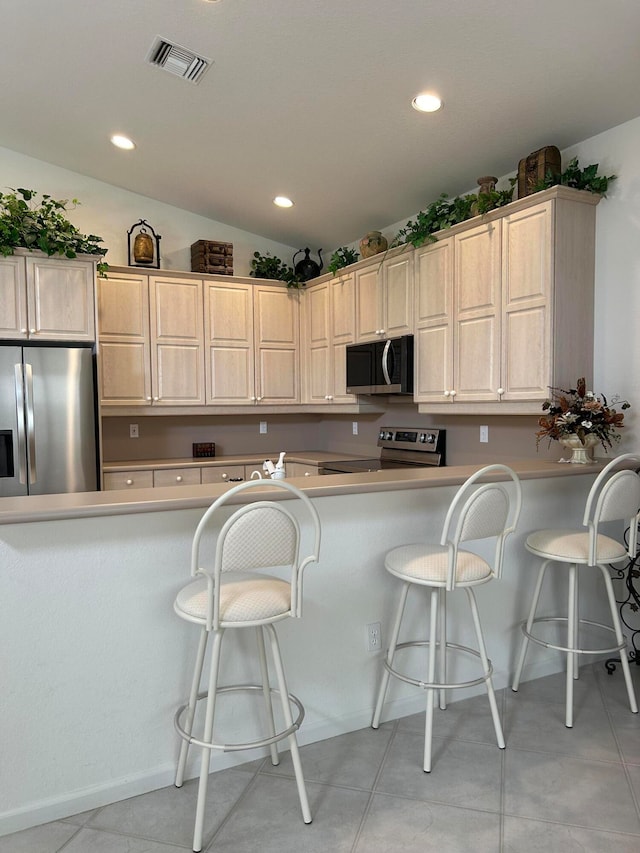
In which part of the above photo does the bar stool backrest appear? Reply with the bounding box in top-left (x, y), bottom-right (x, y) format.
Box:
top-left (190, 480), bottom-right (321, 628)
top-left (582, 453), bottom-right (640, 566)
top-left (440, 464), bottom-right (522, 589)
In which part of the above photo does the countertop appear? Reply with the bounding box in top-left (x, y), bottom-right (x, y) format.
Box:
top-left (0, 458), bottom-right (604, 525)
top-left (102, 451), bottom-right (364, 472)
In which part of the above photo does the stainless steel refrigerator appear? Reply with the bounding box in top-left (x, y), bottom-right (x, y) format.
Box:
top-left (0, 344), bottom-right (98, 496)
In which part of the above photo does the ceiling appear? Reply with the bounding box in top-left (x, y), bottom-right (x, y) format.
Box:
top-left (4, 0), bottom-right (640, 251)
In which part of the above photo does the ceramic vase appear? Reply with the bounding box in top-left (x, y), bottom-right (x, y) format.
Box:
top-left (359, 231), bottom-right (388, 258)
top-left (558, 434), bottom-right (599, 464)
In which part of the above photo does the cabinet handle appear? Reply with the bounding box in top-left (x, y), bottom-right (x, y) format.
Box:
top-left (251, 396), bottom-right (256, 402)
top-left (450, 389), bottom-right (457, 397)
top-left (21, 328), bottom-right (27, 334)
top-left (146, 396), bottom-right (152, 401)
top-left (30, 328), bottom-right (36, 334)
top-left (222, 473), bottom-right (228, 479)
top-left (257, 396), bottom-right (263, 401)
top-left (497, 387), bottom-right (504, 396)
top-left (444, 390), bottom-right (450, 397)
top-left (176, 475), bottom-right (183, 482)
top-left (126, 479), bottom-right (133, 486)
top-left (304, 472), bottom-right (310, 476)
top-left (153, 396), bottom-right (159, 402)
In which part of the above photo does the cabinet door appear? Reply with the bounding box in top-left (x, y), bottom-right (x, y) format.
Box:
top-left (355, 265), bottom-right (381, 341)
top-left (382, 253), bottom-right (413, 337)
top-left (204, 280), bottom-right (255, 404)
top-left (254, 285), bottom-right (299, 404)
top-left (26, 256), bottom-right (95, 341)
top-left (330, 273), bottom-right (356, 402)
top-left (414, 239), bottom-right (454, 403)
top-left (98, 272), bottom-right (152, 406)
top-left (149, 276), bottom-right (205, 406)
top-left (302, 281), bottom-right (330, 403)
top-left (0, 255), bottom-right (28, 339)
top-left (501, 201), bottom-right (552, 401)
top-left (453, 221), bottom-right (501, 403)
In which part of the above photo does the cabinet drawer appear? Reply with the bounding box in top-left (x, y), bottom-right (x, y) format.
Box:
top-left (286, 463), bottom-right (319, 478)
top-left (201, 465), bottom-right (246, 484)
top-left (153, 467), bottom-right (201, 487)
top-left (103, 470), bottom-right (154, 490)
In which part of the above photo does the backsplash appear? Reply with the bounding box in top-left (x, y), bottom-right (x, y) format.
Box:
top-left (101, 406), bottom-right (560, 466)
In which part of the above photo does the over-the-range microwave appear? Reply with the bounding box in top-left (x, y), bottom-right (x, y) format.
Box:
top-left (346, 334), bottom-right (414, 395)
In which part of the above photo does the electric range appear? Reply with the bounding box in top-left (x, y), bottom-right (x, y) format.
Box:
top-left (320, 427), bottom-right (445, 474)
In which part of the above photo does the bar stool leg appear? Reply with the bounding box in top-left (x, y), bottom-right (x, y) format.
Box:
top-left (599, 565), bottom-right (638, 714)
top-left (438, 588), bottom-right (447, 711)
top-left (372, 581), bottom-right (410, 729)
top-left (423, 589), bottom-right (439, 772)
top-left (264, 624), bottom-right (312, 824)
top-left (512, 560), bottom-right (550, 692)
top-left (573, 570), bottom-right (580, 680)
top-left (566, 564), bottom-right (577, 728)
top-left (176, 628), bottom-right (209, 788)
top-left (193, 630), bottom-right (224, 853)
top-left (256, 626), bottom-right (280, 766)
top-left (466, 587), bottom-right (504, 749)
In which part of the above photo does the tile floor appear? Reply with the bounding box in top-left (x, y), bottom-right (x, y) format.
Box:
top-left (2, 662), bottom-right (640, 852)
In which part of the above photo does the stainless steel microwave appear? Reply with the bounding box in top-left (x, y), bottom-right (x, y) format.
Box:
top-left (346, 334), bottom-right (414, 395)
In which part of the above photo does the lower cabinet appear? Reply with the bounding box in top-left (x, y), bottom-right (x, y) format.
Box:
top-left (103, 463), bottom-right (257, 490)
top-left (102, 471), bottom-right (154, 490)
top-left (153, 467), bottom-right (202, 487)
top-left (200, 465), bottom-right (249, 484)
top-left (286, 462), bottom-right (319, 478)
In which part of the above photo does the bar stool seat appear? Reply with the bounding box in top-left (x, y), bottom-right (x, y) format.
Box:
top-left (173, 479), bottom-right (321, 852)
top-left (372, 464), bottom-right (522, 773)
top-left (512, 453), bottom-right (640, 728)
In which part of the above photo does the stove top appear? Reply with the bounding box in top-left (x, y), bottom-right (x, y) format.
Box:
top-left (320, 426), bottom-right (445, 474)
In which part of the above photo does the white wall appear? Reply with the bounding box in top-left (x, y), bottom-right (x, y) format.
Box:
top-left (0, 145), bottom-right (297, 275)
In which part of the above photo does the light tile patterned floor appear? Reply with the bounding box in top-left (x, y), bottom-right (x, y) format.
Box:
top-left (2, 663), bottom-right (639, 852)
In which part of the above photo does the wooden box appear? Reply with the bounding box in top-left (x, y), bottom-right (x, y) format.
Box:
top-left (191, 240), bottom-right (234, 275)
top-left (517, 146), bottom-right (562, 197)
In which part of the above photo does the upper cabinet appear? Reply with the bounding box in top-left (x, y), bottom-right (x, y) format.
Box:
top-left (355, 250), bottom-right (413, 342)
top-left (301, 272), bottom-right (357, 404)
top-left (0, 252), bottom-right (96, 341)
top-left (204, 279), bottom-right (300, 405)
top-left (414, 187), bottom-right (599, 412)
top-left (98, 272), bottom-right (205, 407)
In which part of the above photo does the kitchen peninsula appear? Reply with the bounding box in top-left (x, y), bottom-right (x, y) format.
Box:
top-left (0, 459), bottom-right (615, 838)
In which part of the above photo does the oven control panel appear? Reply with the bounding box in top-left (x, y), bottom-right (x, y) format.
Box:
top-left (377, 427), bottom-right (444, 453)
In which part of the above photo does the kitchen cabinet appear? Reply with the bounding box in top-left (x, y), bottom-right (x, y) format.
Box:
top-left (153, 467), bottom-right (201, 488)
top-left (204, 279), bottom-right (299, 405)
top-left (103, 470), bottom-right (154, 490)
top-left (414, 187), bottom-right (599, 412)
top-left (98, 272), bottom-right (205, 407)
top-left (301, 272), bottom-right (356, 404)
top-left (355, 250), bottom-right (413, 342)
top-left (201, 465), bottom-right (248, 484)
top-left (285, 462), bottom-right (319, 478)
top-left (0, 252), bottom-right (96, 341)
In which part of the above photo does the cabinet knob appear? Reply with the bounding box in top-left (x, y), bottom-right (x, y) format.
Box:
top-left (222, 473), bottom-right (228, 479)
top-left (327, 395), bottom-right (333, 401)
top-left (146, 396), bottom-right (152, 401)
top-left (126, 479), bottom-right (133, 486)
top-left (21, 328), bottom-right (27, 334)
top-left (176, 475), bottom-right (183, 482)
top-left (257, 396), bottom-right (263, 401)
top-left (450, 389), bottom-right (457, 397)
top-left (304, 472), bottom-right (310, 476)
top-left (444, 390), bottom-right (450, 397)
top-left (30, 328), bottom-right (36, 334)
top-left (251, 396), bottom-right (256, 402)
top-left (153, 396), bottom-right (159, 402)
top-left (497, 387), bottom-right (505, 396)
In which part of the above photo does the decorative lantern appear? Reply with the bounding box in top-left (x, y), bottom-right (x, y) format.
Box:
top-left (127, 220), bottom-right (162, 268)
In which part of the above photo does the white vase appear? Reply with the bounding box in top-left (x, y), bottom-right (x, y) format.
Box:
top-left (558, 434), bottom-right (599, 464)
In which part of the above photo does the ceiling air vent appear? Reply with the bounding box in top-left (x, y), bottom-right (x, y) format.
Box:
top-left (147, 37), bottom-right (212, 84)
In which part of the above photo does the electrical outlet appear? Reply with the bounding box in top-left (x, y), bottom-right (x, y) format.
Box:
top-left (352, 421), bottom-right (358, 435)
top-left (129, 423), bottom-right (139, 439)
top-left (259, 421), bottom-right (267, 434)
top-left (480, 425), bottom-right (489, 443)
top-left (367, 621), bottom-right (382, 652)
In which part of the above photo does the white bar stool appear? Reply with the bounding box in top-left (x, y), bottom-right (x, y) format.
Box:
top-left (512, 453), bottom-right (640, 727)
top-left (173, 479), bottom-right (321, 852)
top-left (372, 464), bottom-right (522, 772)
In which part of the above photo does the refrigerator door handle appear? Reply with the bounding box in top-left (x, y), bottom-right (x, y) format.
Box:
top-left (24, 362), bottom-right (37, 484)
top-left (14, 363), bottom-right (28, 485)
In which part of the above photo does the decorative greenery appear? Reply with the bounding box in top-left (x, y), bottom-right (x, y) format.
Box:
top-left (328, 246), bottom-right (359, 275)
top-left (392, 180), bottom-right (516, 249)
top-left (0, 187), bottom-right (108, 276)
top-left (250, 250), bottom-right (303, 289)
top-left (536, 377), bottom-right (630, 453)
top-left (532, 157), bottom-right (617, 196)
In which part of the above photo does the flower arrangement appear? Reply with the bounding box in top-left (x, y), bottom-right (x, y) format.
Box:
top-left (536, 377), bottom-right (630, 452)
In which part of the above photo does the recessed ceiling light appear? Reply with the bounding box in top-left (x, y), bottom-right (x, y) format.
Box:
top-left (273, 196), bottom-right (294, 208)
top-left (110, 134), bottom-right (136, 150)
top-left (411, 93), bottom-right (443, 113)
